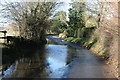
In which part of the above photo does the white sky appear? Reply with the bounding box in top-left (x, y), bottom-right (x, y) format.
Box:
top-left (0, 0), bottom-right (117, 27)
top-left (0, 0), bottom-right (72, 27)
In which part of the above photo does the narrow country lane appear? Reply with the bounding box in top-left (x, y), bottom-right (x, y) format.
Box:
top-left (68, 49), bottom-right (106, 78)
top-left (2, 35), bottom-right (117, 79)
top-left (1, 1), bottom-right (118, 79)
top-left (47, 35), bottom-right (115, 78)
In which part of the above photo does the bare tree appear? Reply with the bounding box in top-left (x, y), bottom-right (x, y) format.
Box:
top-left (1, 1), bottom-right (59, 42)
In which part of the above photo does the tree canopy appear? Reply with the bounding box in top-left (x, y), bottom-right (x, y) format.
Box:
top-left (2, 2), bottom-right (59, 42)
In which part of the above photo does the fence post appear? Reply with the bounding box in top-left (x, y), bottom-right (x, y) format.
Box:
top-left (4, 31), bottom-right (7, 43)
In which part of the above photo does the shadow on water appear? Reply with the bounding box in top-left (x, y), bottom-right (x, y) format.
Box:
top-left (2, 45), bottom-right (46, 78)
top-left (2, 39), bottom-right (77, 78)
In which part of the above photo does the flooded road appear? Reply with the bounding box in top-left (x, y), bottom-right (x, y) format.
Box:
top-left (2, 39), bottom-right (76, 78)
top-left (1, 36), bottom-right (115, 79)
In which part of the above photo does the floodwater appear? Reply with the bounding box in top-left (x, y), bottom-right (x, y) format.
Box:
top-left (1, 40), bottom-right (76, 78)
top-left (1, 36), bottom-right (115, 79)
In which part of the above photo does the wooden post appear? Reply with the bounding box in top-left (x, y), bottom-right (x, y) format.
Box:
top-left (4, 31), bottom-right (7, 43)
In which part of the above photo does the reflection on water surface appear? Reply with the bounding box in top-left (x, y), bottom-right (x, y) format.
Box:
top-left (2, 40), bottom-right (76, 78)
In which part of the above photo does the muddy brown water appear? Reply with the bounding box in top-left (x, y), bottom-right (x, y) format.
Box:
top-left (1, 36), bottom-right (115, 79)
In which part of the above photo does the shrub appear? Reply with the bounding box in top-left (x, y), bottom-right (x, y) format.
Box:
top-left (64, 37), bottom-right (74, 42)
top-left (85, 23), bottom-right (96, 27)
top-left (71, 38), bottom-right (82, 43)
top-left (98, 49), bottom-right (109, 59)
top-left (81, 27), bottom-right (96, 39)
